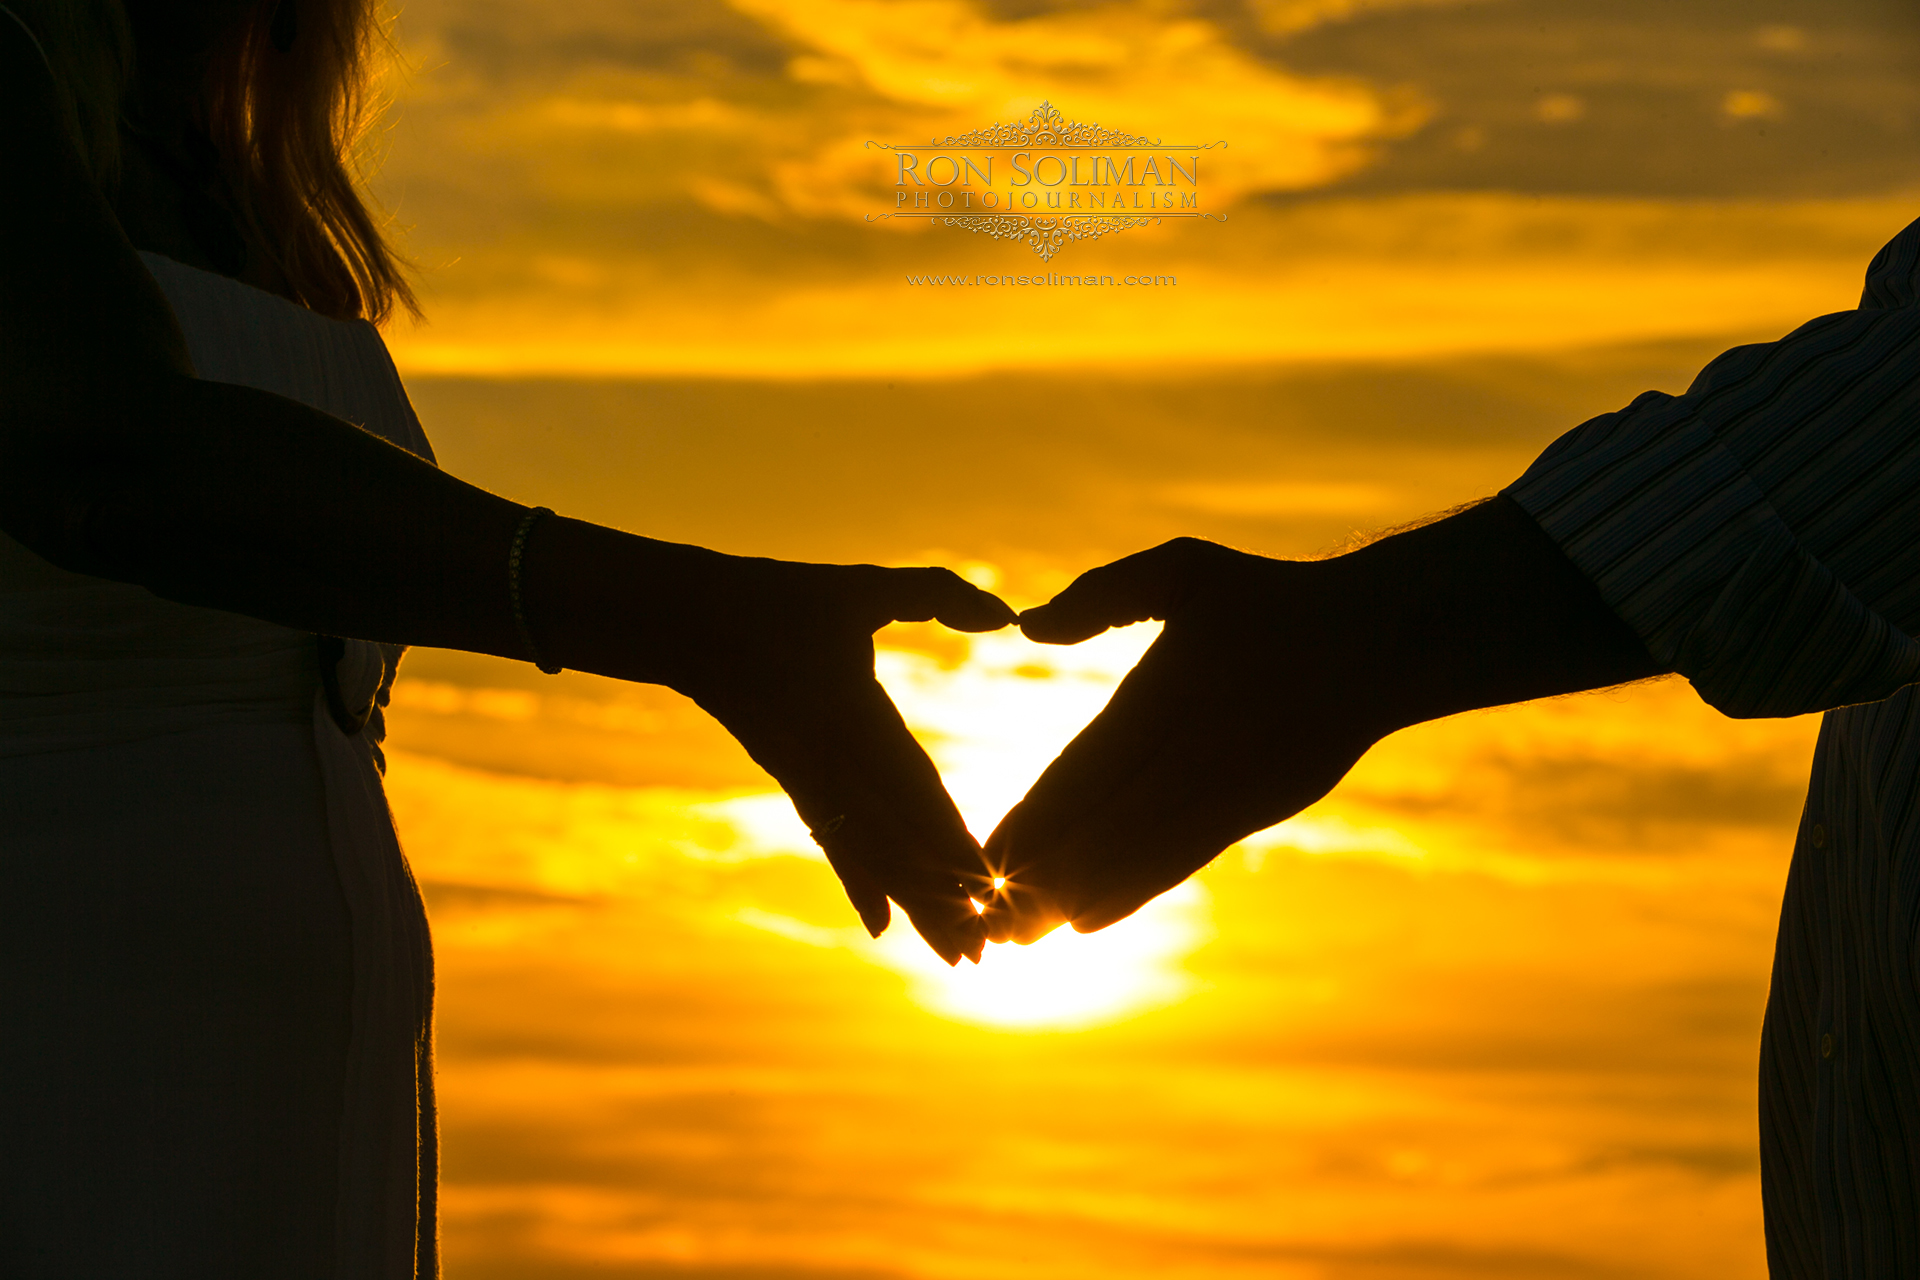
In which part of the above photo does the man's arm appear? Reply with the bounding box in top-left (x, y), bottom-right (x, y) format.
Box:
top-left (982, 215), bottom-right (1920, 941)
top-left (980, 498), bottom-right (1663, 941)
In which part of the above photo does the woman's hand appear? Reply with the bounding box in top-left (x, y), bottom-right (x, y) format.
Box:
top-left (524, 517), bottom-right (1014, 965)
top-left (0, 4), bottom-right (1020, 962)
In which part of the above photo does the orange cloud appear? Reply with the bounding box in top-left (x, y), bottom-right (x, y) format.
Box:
top-left (730, 0), bottom-right (1422, 216)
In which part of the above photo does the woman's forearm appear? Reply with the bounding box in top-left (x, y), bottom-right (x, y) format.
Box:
top-left (0, 368), bottom-right (932, 696)
top-left (1, 370), bottom-right (537, 659)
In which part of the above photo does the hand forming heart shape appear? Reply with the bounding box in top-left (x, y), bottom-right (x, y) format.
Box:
top-left (970, 496), bottom-right (1662, 951)
top-left (697, 496), bottom-right (1657, 967)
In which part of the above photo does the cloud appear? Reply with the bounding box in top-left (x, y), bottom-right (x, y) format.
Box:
top-left (540, 96), bottom-right (758, 134)
top-left (737, 0), bottom-right (1421, 215)
top-left (1249, 0), bottom-right (1479, 39)
top-left (1534, 93), bottom-right (1585, 125)
top-left (388, 0), bottom-right (1422, 236)
top-left (1722, 90), bottom-right (1784, 122)
top-left (387, 192), bottom-right (1913, 377)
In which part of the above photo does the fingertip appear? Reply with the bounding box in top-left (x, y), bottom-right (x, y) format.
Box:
top-left (1017, 604), bottom-right (1105, 646)
top-left (939, 583), bottom-right (1019, 634)
top-left (944, 596), bottom-right (1017, 634)
top-left (1015, 916), bottom-right (1066, 945)
top-left (982, 886), bottom-right (1070, 946)
top-left (1017, 542), bottom-right (1204, 643)
top-left (934, 921), bottom-right (980, 967)
top-left (1070, 899), bottom-right (1142, 934)
top-left (981, 909), bottom-right (1015, 945)
top-left (963, 913), bottom-right (988, 963)
top-left (900, 896), bottom-right (987, 967)
top-left (886, 566), bottom-right (1017, 634)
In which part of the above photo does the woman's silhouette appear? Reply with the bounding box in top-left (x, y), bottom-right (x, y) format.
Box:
top-left (0, 1), bottom-right (1005, 1273)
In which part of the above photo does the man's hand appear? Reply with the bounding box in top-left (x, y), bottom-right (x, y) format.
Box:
top-left (979, 537), bottom-right (1378, 943)
top-left (980, 497), bottom-right (1663, 945)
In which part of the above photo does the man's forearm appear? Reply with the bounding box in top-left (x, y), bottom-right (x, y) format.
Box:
top-left (1335, 495), bottom-right (1666, 733)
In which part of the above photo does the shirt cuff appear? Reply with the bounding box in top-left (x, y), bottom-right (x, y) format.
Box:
top-left (1504, 393), bottom-right (1920, 718)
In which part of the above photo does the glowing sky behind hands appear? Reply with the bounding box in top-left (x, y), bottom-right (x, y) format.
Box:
top-left (386, 353), bottom-right (1827, 1280)
top-left (365, 0), bottom-right (1916, 1275)
top-left (386, 632), bottom-right (1816, 1279)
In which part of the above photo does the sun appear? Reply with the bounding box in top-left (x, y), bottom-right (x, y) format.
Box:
top-left (872, 620), bottom-right (1211, 1028)
top-left (717, 616), bottom-right (1213, 1029)
top-left (870, 879), bottom-right (1211, 1029)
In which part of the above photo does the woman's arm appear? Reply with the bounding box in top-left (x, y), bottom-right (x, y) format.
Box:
top-left (0, 19), bottom-right (1006, 962)
top-left (0, 15), bottom-right (525, 651)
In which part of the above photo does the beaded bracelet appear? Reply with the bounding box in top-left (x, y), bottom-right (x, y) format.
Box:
top-left (508, 506), bottom-right (562, 675)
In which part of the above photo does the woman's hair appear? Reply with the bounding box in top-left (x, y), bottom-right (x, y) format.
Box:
top-left (12, 0), bottom-right (417, 325)
top-left (201, 0), bottom-right (418, 324)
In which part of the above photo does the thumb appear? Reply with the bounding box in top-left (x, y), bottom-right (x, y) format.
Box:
top-left (859, 565), bottom-right (1017, 634)
top-left (1019, 538), bottom-right (1216, 645)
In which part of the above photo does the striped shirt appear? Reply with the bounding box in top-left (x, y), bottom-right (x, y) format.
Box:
top-left (1505, 216), bottom-right (1920, 1279)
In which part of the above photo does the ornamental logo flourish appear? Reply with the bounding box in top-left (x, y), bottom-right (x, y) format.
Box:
top-left (867, 102), bottom-right (1228, 262)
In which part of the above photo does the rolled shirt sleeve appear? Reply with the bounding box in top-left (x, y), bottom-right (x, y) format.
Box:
top-left (1503, 217), bottom-right (1920, 719)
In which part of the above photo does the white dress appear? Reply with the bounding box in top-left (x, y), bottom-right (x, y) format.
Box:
top-left (0, 253), bottom-right (437, 1278)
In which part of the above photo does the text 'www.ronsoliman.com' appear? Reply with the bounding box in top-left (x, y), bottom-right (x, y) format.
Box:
top-left (905, 273), bottom-right (1178, 286)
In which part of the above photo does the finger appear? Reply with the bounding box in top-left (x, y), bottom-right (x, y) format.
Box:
top-left (723, 671), bottom-right (990, 964)
top-left (979, 813), bottom-right (1071, 945)
top-left (809, 814), bottom-right (892, 938)
top-left (1063, 786), bottom-right (1241, 934)
top-left (981, 617), bottom-right (1310, 943)
top-left (857, 565), bottom-right (1017, 634)
top-left (812, 767), bottom-right (988, 965)
top-left (813, 792), bottom-right (987, 964)
top-left (1045, 682), bottom-right (1365, 938)
top-left (818, 816), bottom-right (985, 962)
top-left (1018, 538), bottom-right (1216, 645)
top-left (993, 733), bottom-right (1241, 942)
top-left (981, 808), bottom-right (1111, 946)
top-left (979, 634), bottom-right (1203, 942)
top-left (825, 681), bottom-right (993, 963)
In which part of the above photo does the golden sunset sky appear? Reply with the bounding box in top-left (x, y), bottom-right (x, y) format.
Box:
top-left (364, 0), bottom-right (1918, 1275)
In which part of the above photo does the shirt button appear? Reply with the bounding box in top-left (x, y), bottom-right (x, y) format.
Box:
top-left (1821, 1033), bottom-right (1835, 1059)
top-left (1810, 824), bottom-right (1827, 849)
